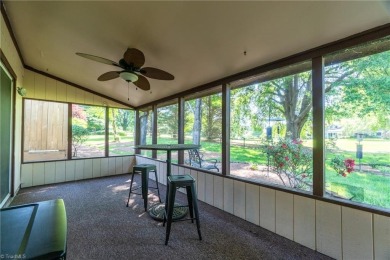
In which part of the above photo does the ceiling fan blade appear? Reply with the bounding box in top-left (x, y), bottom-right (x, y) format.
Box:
top-left (97, 71), bottom-right (120, 81)
top-left (123, 48), bottom-right (145, 68)
top-left (133, 74), bottom-right (150, 91)
top-left (76, 53), bottom-right (120, 67)
top-left (140, 67), bottom-right (174, 80)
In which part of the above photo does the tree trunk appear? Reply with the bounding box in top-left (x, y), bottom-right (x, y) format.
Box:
top-left (282, 75), bottom-right (312, 140)
top-left (140, 111), bottom-right (149, 145)
top-left (192, 99), bottom-right (202, 145)
top-left (111, 109), bottom-right (119, 142)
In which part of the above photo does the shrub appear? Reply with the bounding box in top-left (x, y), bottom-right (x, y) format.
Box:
top-left (72, 124), bottom-right (89, 157)
top-left (330, 155), bottom-right (355, 177)
top-left (265, 138), bottom-right (312, 190)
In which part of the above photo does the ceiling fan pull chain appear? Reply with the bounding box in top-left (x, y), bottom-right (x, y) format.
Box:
top-left (127, 82), bottom-right (130, 101)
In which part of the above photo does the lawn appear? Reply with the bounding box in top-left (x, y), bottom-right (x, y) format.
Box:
top-left (79, 134), bottom-right (390, 208)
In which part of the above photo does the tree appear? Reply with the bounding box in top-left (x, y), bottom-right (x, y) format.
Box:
top-left (72, 124), bottom-right (89, 157)
top-left (193, 99), bottom-right (202, 145)
top-left (140, 111), bottom-right (149, 145)
top-left (230, 47), bottom-right (390, 140)
top-left (202, 95), bottom-right (222, 141)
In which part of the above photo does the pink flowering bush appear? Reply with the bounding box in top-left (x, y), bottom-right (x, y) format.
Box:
top-left (330, 155), bottom-right (355, 177)
top-left (265, 138), bottom-right (313, 190)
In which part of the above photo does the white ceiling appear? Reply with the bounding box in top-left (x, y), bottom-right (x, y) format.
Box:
top-left (4, 1), bottom-right (390, 107)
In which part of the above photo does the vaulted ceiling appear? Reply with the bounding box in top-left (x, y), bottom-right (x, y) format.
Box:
top-left (3, 1), bottom-right (390, 107)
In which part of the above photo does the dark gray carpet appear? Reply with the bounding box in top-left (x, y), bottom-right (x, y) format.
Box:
top-left (11, 174), bottom-right (332, 260)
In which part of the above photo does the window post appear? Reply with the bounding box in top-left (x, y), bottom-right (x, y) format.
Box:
top-left (178, 97), bottom-right (185, 164)
top-left (222, 84), bottom-right (230, 175)
top-left (312, 56), bottom-right (325, 197)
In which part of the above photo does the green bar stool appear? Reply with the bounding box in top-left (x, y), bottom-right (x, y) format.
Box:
top-left (126, 164), bottom-right (161, 211)
top-left (163, 174), bottom-right (202, 245)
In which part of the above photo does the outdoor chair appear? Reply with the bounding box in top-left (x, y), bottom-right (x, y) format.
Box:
top-left (187, 149), bottom-right (219, 172)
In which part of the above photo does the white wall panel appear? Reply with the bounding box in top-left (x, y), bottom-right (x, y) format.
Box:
top-left (92, 159), bottom-right (101, 178)
top-left (342, 207), bottom-right (373, 260)
top-left (233, 180), bottom-right (246, 219)
top-left (223, 178), bottom-right (234, 214)
top-left (205, 174), bottom-right (214, 205)
top-left (24, 70), bottom-right (35, 98)
top-left (75, 88), bottom-right (85, 104)
top-left (45, 77), bottom-right (57, 101)
top-left (32, 163), bottom-right (45, 186)
top-left (245, 183), bottom-right (260, 225)
top-left (213, 176), bottom-right (224, 210)
top-left (316, 201), bottom-right (342, 260)
top-left (55, 161), bottom-right (66, 183)
top-left (108, 158), bottom-right (116, 175)
top-left (172, 165), bottom-right (179, 175)
top-left (75, 160), bottom-right (84, 180)
top-left (161, 162), bottom-right (167, 186)
top-left (100, 158), bottom-right (109, 176)
top-left (44, 162), bottom-right (56, 184)
top-left (84, 92), bottom-right (94, 105)
top-left (275, 191), bottom-right (294, 240)
top-left (21, 164), bottom-right (33, 187)
top-left (83, 159), bottom-right (93, 179)
top-left (197, 171), bottom-right (206, 202)
top-left (65, 161), bottom-right (75, 181)
top-left (260, 187), bottom-right (276, 232)
top-left (115, 157), bottom-right (123, 174)
top-left (56, 81), bottom-right (67, 102)
top-left (293, 195), bottom-right (315, 250)
top-left (34, 74), bottom-right (46, 99)
top-left (122, 156), bottom-right (132, 174)
top-left (66, 84), bottom-right (76, 102)
top-left (190, 169), bottom-right (198, 196)
top-left (374, 214), bottom-right (390, 260)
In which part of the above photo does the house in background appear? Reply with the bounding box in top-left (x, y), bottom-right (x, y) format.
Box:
top-left (1, 1), bottom-right (389, 259)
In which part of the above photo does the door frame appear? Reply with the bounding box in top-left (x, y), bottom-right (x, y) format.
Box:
top-left (1, 50), bottom-right (17, 205)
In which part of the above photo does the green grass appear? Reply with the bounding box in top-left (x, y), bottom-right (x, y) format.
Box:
top-left (79, 134), bottom-right (390, 208)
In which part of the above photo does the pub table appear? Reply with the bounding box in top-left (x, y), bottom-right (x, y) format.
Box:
top-left (135, 144), bottom-right (200, 220)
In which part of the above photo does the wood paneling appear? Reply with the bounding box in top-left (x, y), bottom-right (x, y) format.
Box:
top-left (100, 158), bottom-right (109, 176)
top-left (260, 187), bottom-right (276, 232)
top-left (205, 174), bottom-right (214, 205)
top-left (21, 163), bottom-right (32, 187)
top-left (245, 183), bottom-right (260, 225)
top-left (374, 214), bottom-right (390, 260)
top-left (213, 175), bottom-right (224, 210)
top-left (197, 171), bottom-right (206, 202)
top-left (275, 191), bottom-right (294, 240)
top-left (23, 100), bottom-right (67, 157)
top-left (45, 77), bottom-right (57, 100)
top-left (65, 160), bottom-right (75, 181)
top-left (32, 163), bottom-right (44, 186)
top-left (56, 81), bottom-right (67, 102)
top-left (342, 207), bottom-right (373, 260)
top-left (294, 195), bottom-right (316, 250)
top-left (316, 200), bottom-right (342, 259)
top-left (233, 180), bottom-right (246, 219)
top-left (83, 159), bottom-right (93, 179)
top-left (92, 159), bottom-right (101, 178)
top-left (223, 178), bottom-right (234, 214)
top-left (75, 160), bottom-right (84, 180)
top-left (44, 162), bottom-right (55, 184)
top-left (34, 73), bottom-right (46, 99)
top-left (55, 161), bottom-right (66, 183)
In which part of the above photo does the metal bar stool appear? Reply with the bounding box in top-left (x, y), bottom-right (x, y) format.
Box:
top-left (163, 174), bottom-right (202, 245)
top-left (126, 164), bottom-right (161, 211)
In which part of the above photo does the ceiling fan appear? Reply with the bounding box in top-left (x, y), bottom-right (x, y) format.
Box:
top-left (76, 48), bottom-right (174, 91)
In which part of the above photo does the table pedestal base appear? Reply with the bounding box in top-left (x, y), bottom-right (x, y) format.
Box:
top-left (148, 203), bottom-right (188, 221)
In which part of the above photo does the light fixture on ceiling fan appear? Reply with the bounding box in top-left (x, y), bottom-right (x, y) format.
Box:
top-left (76, 48), bottom-right (174, 91)
top-left (119, 71), bottom-right (138, 82)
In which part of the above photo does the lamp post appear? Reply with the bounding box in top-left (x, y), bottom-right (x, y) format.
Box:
top-left (356, 133), bottom-right (364, 171)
